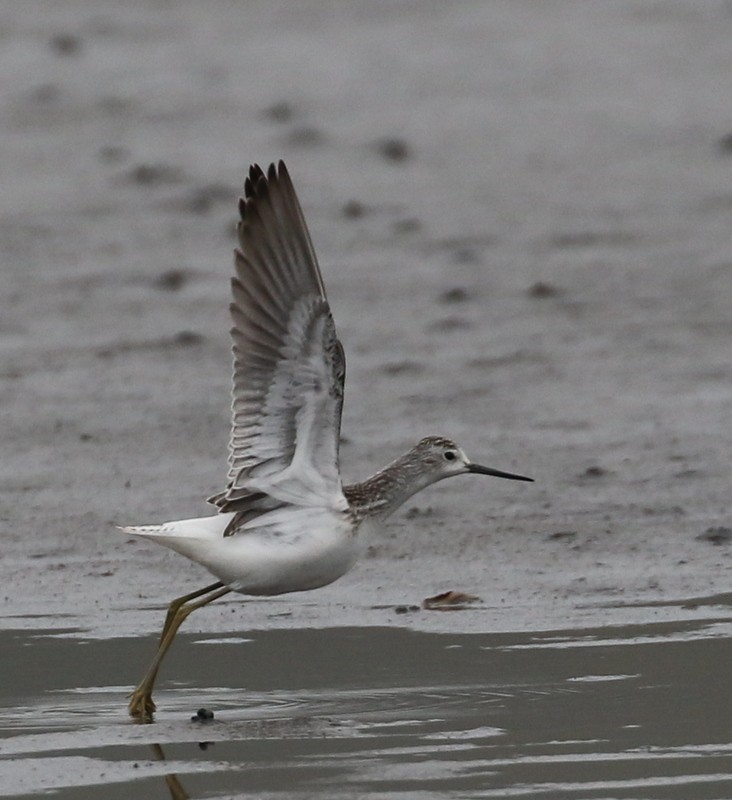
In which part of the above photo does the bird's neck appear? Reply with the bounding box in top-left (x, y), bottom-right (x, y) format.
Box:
top-left (343, 451), bottom-right (437, 522)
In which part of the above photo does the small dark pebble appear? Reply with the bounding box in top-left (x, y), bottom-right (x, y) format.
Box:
top-left (174, 330), bottom-right (204, 346)
top-left (583, 466), bottom-right (606, 478)
top-left (394, 605), bottom-right (420, 614)
top-left (191, 708), bottom-right (215, 722)
top-left (528, 281), bottom-right (560, 298)
top-left (375, 137), bottom-right (412, 162)
top-left (674, 469), bottom-right (701, 479)
top-left (129, 163), bottom-right (183, 186)
top-left (154, 269), bottom-right (189, 291)
top-left (49, 33), bottom-right (82, 56)
top-left (549, 531), bottom-right (578, 540)
top-left (718, 133), bottom-right (732, 154)
top-left (696, 527), bottom-right (732, 545)
top-left (439, 287), bottom-right (469, 304)
top-left (342, 199), bottom-right (366, 219)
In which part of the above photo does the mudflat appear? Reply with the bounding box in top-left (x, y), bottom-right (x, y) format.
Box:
top-left (1, 1), bottom-right (730, 641)
top-left (2, 4), bottom-right (732, 797)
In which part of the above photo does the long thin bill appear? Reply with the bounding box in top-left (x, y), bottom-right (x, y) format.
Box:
top-left (467, 463), bottom-right (533, 482)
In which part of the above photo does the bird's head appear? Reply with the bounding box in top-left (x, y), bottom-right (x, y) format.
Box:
top-left (411, 435), bottom-right (533, 484)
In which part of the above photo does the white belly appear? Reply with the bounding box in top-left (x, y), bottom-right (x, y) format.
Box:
top-left (222, 516), bottom-right (363, 595)
top-left (129, 508), bottom-right (366, 596)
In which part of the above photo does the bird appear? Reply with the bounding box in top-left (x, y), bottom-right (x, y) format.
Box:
top-left (121, 161), bottom-right (533, 721)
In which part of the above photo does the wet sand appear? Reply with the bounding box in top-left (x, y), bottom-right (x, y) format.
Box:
top-left (1, 0), bottom-right (730, 638)
top-left (1, 1), bottom-right (731, 795)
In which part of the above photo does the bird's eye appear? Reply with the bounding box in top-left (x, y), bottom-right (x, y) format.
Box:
top-left (444, 450), bottom-right (457, 461)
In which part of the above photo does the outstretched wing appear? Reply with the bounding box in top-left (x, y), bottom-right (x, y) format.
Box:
top-left (209, 162), bottom-right (346, 514)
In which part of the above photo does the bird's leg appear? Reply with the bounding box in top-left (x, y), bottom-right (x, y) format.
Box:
top-left (158, 581), bottom-right (224, 645)
top-left (128, 582), bottom-right (232, 722)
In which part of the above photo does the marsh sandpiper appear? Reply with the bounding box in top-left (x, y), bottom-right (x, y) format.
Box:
top-left (121, 162), bottom-right (533, 721)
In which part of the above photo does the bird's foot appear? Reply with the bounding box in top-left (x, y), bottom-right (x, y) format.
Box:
top-left (128, 686), bottom-right (156, 722)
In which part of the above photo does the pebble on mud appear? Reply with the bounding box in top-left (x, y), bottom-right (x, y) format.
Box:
top-left (174, 330), bottom-right (205, 346)
top-left (717, 133), bottom-right (732, 154)
top-left (154, 269), bottom-right (190, 291)
top-left (342, 199), bottom-right (367, 219)
top-left (548, 531), bottom-right (578, 541)
top-left (527, 281), bottom-right (560, 299)
top-left (128, 163), bottom-right (183, 186)
top-left (191, 707), bottom-right (215, 722)
top-left (423, 590), bottom-right (481, 610)
top-left (439, 287), bottom-right (469, 304)
top-left (374, 137), bottom-right (412, 162)
top-left (696, 527), bottom-right (732, 545)
top-left (49, 33), bottom-right (82, 56)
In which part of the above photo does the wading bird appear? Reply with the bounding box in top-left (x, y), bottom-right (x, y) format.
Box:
top-left (121, 162), bottom-right (533, 721)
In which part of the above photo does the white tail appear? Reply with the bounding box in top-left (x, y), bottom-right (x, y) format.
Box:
top-left (117, 524), bottom-right (168, 535)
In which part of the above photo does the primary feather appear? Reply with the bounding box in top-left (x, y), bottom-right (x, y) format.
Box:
top-left (208, 162), bottom-right (347, 531)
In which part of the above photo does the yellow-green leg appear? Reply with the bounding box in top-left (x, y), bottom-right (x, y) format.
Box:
top-left (128, 582), bottom-right (231, 722)
top-left (158, 581), bottom-right (225, 644)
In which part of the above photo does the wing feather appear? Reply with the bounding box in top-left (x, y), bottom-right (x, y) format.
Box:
top-left (209, 161), bottom-right (346, 518)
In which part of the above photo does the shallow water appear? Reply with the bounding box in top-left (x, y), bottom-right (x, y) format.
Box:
top-left (1, 620), bottom-right (731, 799)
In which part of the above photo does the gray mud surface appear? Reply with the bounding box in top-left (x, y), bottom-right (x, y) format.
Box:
top-left (2, 0), bottom-right (730, 637)
top-left (0, 2), bottom-right (731, 795)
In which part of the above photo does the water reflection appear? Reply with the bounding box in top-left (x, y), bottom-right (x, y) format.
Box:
top-left (151, 744), bottom-right (188, 800)
top-left (0, 620), bottom-right (731, 798)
